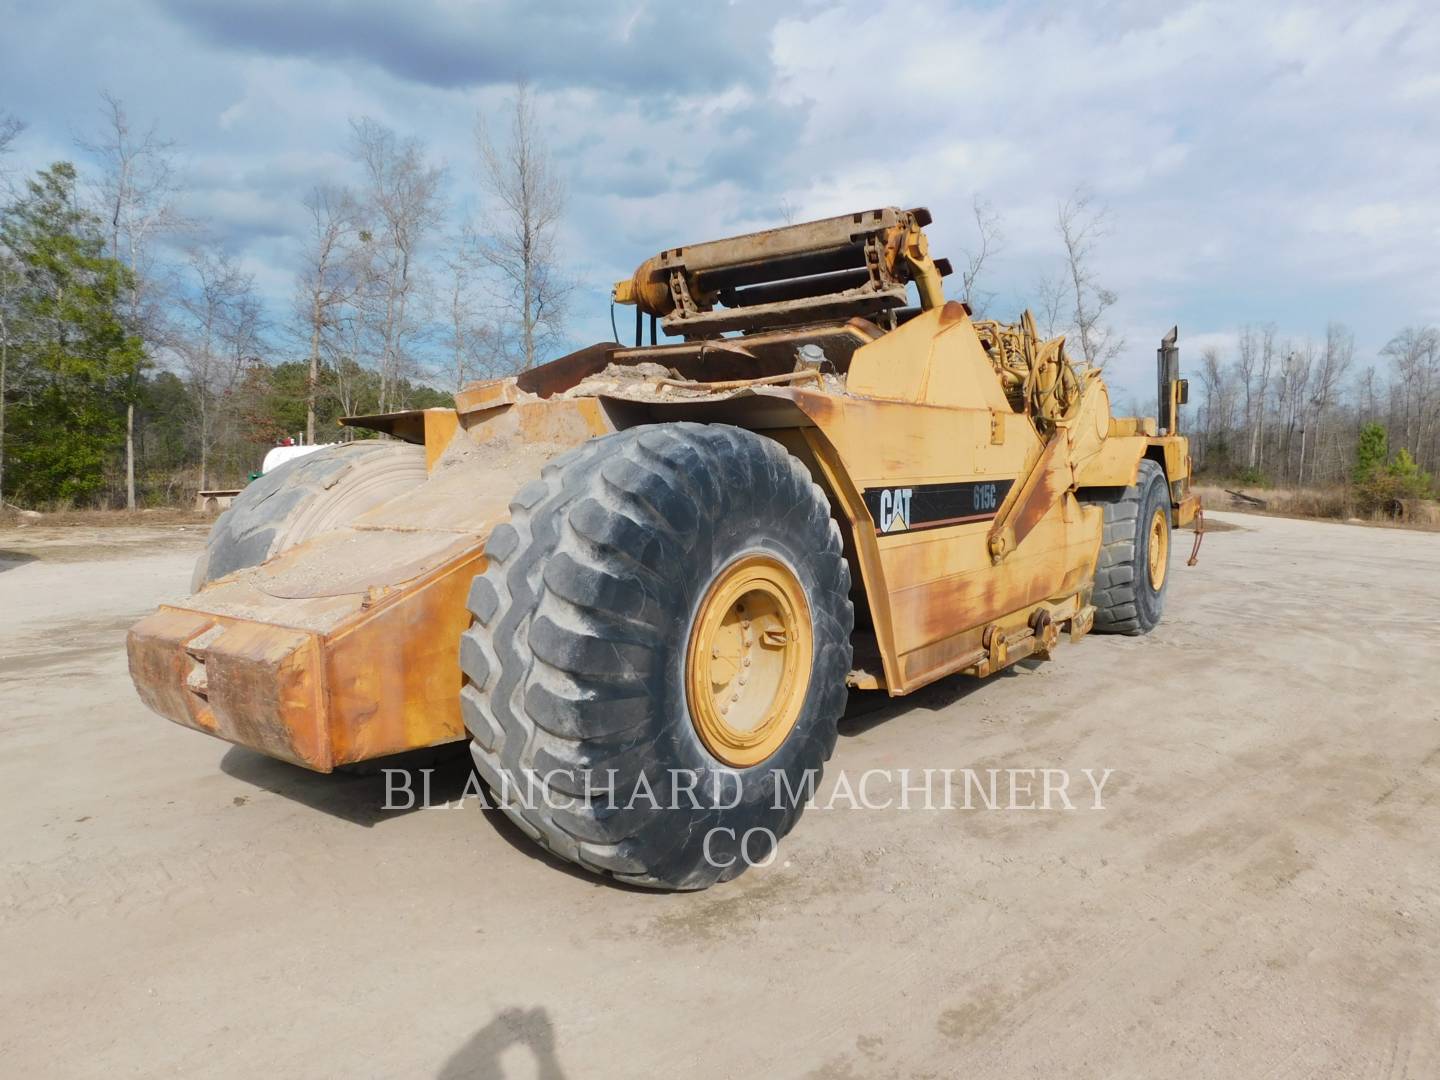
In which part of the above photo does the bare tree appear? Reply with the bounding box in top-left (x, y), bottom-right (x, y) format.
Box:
top-left (349, 117), bottom-right (444, 412)
top-left (1381, 326), bottom-right (1440, 460)
top-left (0, 112), bottom-right (25, 499)
top-left (1171, 315), bottom-right (1440, 487)
top-left (329, 308), bottom-right (370, 437)
top-left (1032, 271), bottom-right (1068, 339)
top-left (79, 93), bottom-right (184, 508)
top-left (177, 250), bottom-right (263, 491)
top-left (294, 185), bottom-right (361, 443)
top-left (1196, 345), bottom-right (1228, 467)
top-left (1276, 342), bottom-right (1313, 484)
top-left (958, 196), bottom-right (1003, 316)
top-left (1252, 326), bottom-right (1276, 470)
top-left (1304, 322), bottom-right (1353, 483)
top-left (0, 233), bottom-right (19, 502)
top-left (474, 82), bottom-right (570, 370)
top-left (1056, 190), bottom-right (1122, 367)
top-left (440, 239), bottom-right (498, 392)
top-left (0, 111), bottom-right (23, 182)
top-left (1235, 325), bottom-right (1258, 465)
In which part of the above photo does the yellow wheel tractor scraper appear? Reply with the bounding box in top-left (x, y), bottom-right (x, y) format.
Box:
top-left (128, 206), bottom-right (1201, 889)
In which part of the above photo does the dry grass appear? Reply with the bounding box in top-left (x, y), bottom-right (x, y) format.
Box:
top-left (0, 505), bottom-right (215, 529)
top-left (1194, 484), bottom-right (1440, 532)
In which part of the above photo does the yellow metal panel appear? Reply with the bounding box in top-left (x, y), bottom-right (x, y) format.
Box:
top-left (325, 549), bottom-right (483, 764)
top-left (785, 390), bottom-right (1104, 694)
top-left (790, 390), bottom-right (1036, 487)
top-left (1074, 435), bottom-right (1146, 488)
top-left (454, 379), bottom-right (520, 415)
top-left (1147, 435), bottom-right (1192, 482)
top-left (846, 303), bottom-right (1012, 413)
top-left (423, 409), bottom-right (460, 472)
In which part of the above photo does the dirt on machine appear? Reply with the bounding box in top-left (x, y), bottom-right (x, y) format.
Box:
top-left (128, 205), bottom-right (1201, 889)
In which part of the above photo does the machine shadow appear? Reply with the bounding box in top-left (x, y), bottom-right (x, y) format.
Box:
top-left (436, 1006), bottom-right (568, 1080)
top-left (0, 550), bottom-right (38, 573)
top-left (218, 743), bottom-right (680, 893)
top-left (220, 742), bottom-right (474, 827)
top-left (218, 667), bottom-right (1030, 882)
top-left (837, 664), bottom-right (1030, 737)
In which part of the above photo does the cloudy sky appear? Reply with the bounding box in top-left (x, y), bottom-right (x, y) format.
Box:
top-left (2, 0), bottom-right (1437, 404)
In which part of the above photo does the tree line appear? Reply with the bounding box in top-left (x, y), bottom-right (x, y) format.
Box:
top-left (1190, 322), bottom-right (1438, 507)
top-left (3, 86), bottom-right (1432, 513)
top-left (0, 85), bottom-right (565, 509)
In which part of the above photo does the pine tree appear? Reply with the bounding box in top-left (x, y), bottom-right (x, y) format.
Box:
top-left (1352, 422), bottom-right (1388, 486)
top-left (0, 163), bottom-right (143, 505)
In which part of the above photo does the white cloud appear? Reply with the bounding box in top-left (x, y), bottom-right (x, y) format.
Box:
top-left (2, 0), bottom-right (1437, 404)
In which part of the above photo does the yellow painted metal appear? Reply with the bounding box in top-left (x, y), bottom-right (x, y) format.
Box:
top-left (1172, 492), bottom-right (1200, 529)
top-left (611, 255), bottom-right (672, 315)
top-left (900, 219), bottom-right (946, 310)
top-left (1110, 416), bottom-right (1159, 437)
top-left (778, 387), bottom-right (1100, 694)
top-left (685, 554), bottom-right (813, 768)
top-left (129, 203), bottom-right (1203, 772)
top-left (846, 302), bottom-right (1013, 410)
top-left (1147, 507), bottom-right (1170, 591)
top-left (1074, 433), bottom-right (1147, 488)
top-left (422, 408), bottom-right (460, 472)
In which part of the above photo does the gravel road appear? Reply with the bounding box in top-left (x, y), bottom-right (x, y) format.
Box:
top-left (1, 512), bottom-right (1436, 1078)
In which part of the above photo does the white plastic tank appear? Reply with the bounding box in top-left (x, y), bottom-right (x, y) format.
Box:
top-left (261, 443), bottom-right (337, 474)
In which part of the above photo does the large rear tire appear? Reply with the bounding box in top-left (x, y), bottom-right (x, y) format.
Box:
top-left (1083, 458), bottom-right (1171, 635)
top-left (458, 423), bottom-right (853, 890)
top-left (192, 441), bottom-right (427, 590)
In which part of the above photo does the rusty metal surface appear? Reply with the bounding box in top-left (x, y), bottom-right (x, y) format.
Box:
top-left (126, 542), bottom-right (483, 770)
top-left (612, 206), bottom-right (949, 339)
top-left (775, 372), bottom-right (1105, 694)
top-left (128, 608), bottom-right (328, 769)
top-left (324, 547), bottom-right (481, 764)
top-left (513, 342), bottom-right (620, 399)
top-left (987, 431), bottom-right (1071, 562)
top-left (337, 408), bottom-right (430, 443)
top-left (125, 405), bottom-right (575, 770)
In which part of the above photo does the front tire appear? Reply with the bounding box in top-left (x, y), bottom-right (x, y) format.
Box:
top-left (458, 423), bottom-right (853, 890)
top-left (1083, 458), bottom-right (1172, 635)
top-left (192, 441), bottom-right (427, 590)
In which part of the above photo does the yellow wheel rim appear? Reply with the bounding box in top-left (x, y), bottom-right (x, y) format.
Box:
top-left (685, 554), bottom-right (813, 768)
top-left (1146, 507), bottom-right (1170, 591)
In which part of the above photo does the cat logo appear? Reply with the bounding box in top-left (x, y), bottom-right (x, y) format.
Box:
top-left (876, 488), bottom-right (913, 534)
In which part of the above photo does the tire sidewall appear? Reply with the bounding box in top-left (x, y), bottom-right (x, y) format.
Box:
top-left (464, 423), bottom-right (852, 887)
top-left (193, 442), bottom-right (425, 589)
top-left (1131, 466), bottom-right (1171, 631)
top-left (627, 456), bottom-right (844, 875)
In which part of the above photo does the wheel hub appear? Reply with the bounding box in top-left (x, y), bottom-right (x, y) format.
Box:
top-left (1147, 507), bottom-right (1169, 591)
top-left (685, 555), bottom-right (812, 768)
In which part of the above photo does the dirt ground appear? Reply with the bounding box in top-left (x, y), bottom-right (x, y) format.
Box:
top-left (2, 512), bottom-right (1437, 1079)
